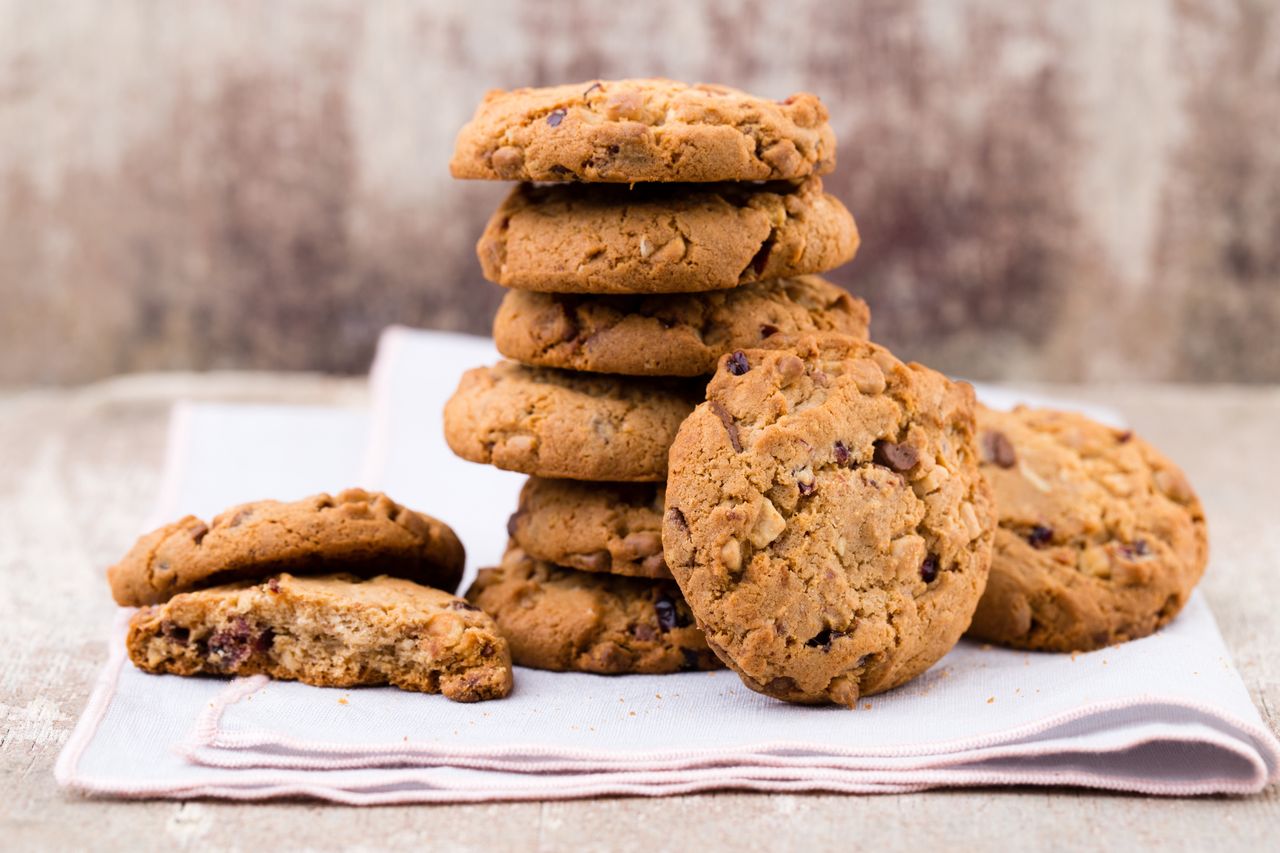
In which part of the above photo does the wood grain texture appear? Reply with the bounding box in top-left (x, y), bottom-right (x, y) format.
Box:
top-left (0, 373), bottom-right (1276, 849)
top-left (1, 0), bottom-right (1278, 385)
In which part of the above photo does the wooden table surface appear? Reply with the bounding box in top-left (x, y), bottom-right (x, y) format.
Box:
top-left (2, 373), bottom-right (1277, 851)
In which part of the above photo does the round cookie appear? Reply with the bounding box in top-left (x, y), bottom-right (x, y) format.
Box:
top-left (443, 361), bottom-right (699, 482)
top-left (662, 334), bottom-right (995, 707)
top-left (967, 405), bottom-right (1208, 652)
top-left (108, 489), bottom-right (467, 606)
top-left (493, 275), bottom-right (870, 377)
top-left (450, 78), bottom-right (836, 184)
top-left (478, 179), bottom-right (859, 293)
top-left (508, 478), bottom-right (671, 579)
top-left (465, 547), bottom-right (722, 674)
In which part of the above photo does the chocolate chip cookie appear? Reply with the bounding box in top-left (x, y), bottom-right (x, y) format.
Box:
top-left (128, 573), bottom-right (513, 701)
top-left (108, 489), bottom-right (466, 606)
top-left (478, 179), bottom-right (858, 294)
top-left (967, 406), bottom-right (1209, 652)
top-left (465, 547), bottom-right (722, 674)
top-left (493, 275), bottom-right (870, 377)
top-left (443, 361), bottom-right (699, 482)
top-left (451, 78), bottom-right (836, 183)
top-left (508, 478), bottom-right (671, 579)
top-left (663, 334), bottom-right (995, 707)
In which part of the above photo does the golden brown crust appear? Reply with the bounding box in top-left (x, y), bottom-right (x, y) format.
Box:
top-left (442, 361), bottom-right (700, 482)
top-left (478, 179), bottom-right (858, 293)
top-left (464, 547), bottom-right (722, 674)
top-left (663, 334), bottom-right (995, 707)
top-left (108, 489), bottom-right (466, 606)
top-left (127, 573), bottom-right (513, 702)
top-left (493, 275), bottom-right (870, 377)
top-left (450, 78), bottom-right (836, 183)
top-left (508, 478), bottom-right (671, 579)
top-left (966, 406), bottom-right (1209, 652)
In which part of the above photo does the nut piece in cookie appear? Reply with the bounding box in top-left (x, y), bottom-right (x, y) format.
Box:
top-left (465, 547), bottom-right (722, 674)
top-left (663, 333), bottom-right (995, 708)
top-left (967, 405), bottom-right (1209, 652)
top-left (492, 275), bottom-right (870, 377)
top-left (508, 478), bottom-right (671, 579)
top-left (478, 179), bottom-right (858, 294)
top-left (127, 574), bottom-right (513, 702)
top-left (108, 489), bottom-right (466, 606)
top-left (450, 78), bottom-right (836, 184)
top-left (443, 361), bottom-right (699, 482)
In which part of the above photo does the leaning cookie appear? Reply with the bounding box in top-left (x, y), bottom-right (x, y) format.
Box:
top-left (508, 478), bottom-right (671, 579)
top-left (967, 406), bottom-right (1209, 652)
top-left (127, 573), bottom-right (513, 702)
top-left (663, 334), bottom-right (995, 708)
top-left (108, 489), bottom-right (466, 606)
top-left (451, 78), bottom-right (836, 183)
top-left (479, 179), bottom-right (858, 294)
top-left (443, 362), bottom-right (699, 482)
top-left (465, 547), bottom-right (722, 674)
top-left (493, 276), bottom-right (870, 377)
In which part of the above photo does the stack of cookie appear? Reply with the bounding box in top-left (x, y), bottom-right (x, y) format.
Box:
top-left (445, 79), bottom-right (866, 675)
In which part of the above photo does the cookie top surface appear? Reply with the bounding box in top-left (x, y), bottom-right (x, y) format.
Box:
top-left (465, 547), bottom-right (722, 674)
top-left (508, 477), bottom-right (670, 579)
top-left (108, 489), bottom-right (466, 606)
top-left (494, 275), bottom-right (870, 377)
top-left (478, 178), bottom-right (858, 293)
top-left (127, 573), bottom-right (512, 701)
top-left (662, 334), bottom-right (994, 707)
top-left (451, 78), bottom-right (836, 183)
top-left (967, 406), bottom-right (1209, 652)
top-left (443, 361), bottom-right (699, 482)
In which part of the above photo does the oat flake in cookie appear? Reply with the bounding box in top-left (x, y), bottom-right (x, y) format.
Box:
top-left (450, 78), bottom-right (836, 184)
top-left (967, 406), bottom-right (1208, 652)
top-left (662, 334), bottom-right (995, 708)
top-left (108, 489), bottom-right (466, 606)
top-left (127, 573), bottom-right (513, 702)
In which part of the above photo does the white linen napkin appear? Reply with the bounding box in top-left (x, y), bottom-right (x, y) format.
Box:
top-left (57, 328), bottom-right (1280, 801)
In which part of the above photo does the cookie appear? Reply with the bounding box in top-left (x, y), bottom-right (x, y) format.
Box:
top-left (967, 406), bottom-right (1208, 652)
top-left (443, 361), bottom-right (699, 482)
top-left (662, 334), bottom-right (995, 707)
top-left (127, 573), bottom-right (512, 701)
top-left (478, 179), bottom-right (858, 294)
top-left (493, 275), bottom-right (870, 377)
top-left (451, 78), bottom-right (836, 184)
top-left (108, 489), bottom-right (466, 606)
top-left (508, 478), bottom-right (671, 579)
top-left (465, 547), bottom-right (722, 674)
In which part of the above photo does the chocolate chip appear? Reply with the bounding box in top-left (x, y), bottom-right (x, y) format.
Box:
top-left (654, 594), bottom-right (679, 632)
top-left (1120, 539), bottom-right (1151, 559)
top-left (506, 511), bottom-right (522, 538)
top-left (709, 401), bottom-right (742, 452)
top-left (1117, 431), bottom-right (1133, 444)
top-left (226, 508), bottom-right (252, 528)
top-left (1026, 525), bottom-right (1054, 548)
top-left (667, 507), bottom-right (688, 533)
top-left (267, 577), bottom-right (281, 594)
top-left (798, 480), bottom-right (815, 496)
top-left (583, 82), bottom-right (602, 98)
top-left (207, 617), bottom-right (257, 668)
top-left (873, 440), bottom-right (919, 472)
top-left (480, 642), bottom-right (495, 658)
top-left (805, 628), bottom-right (844, 651)
top-left (749, 238), bottom-right (774, 276)
top-left (630, 623), bottom-right (656, 642)
top-left (191, 522), bottom-right (209, 546)
top-left (254, 628), bottom-right (275, 654)
top-left (726, 350), bottom-right (750, 376)
top-left (759, 323), bottom-right (780, 338)
top-left (980, 430), bottom-right (1017, 468)
top-left (546, 108), bottom-right (566, 127)
top-left (680, 647), bottom-right (702, 670)
top-left (833, 441), bottom-right (851, 466)
top-left (920, 555), bottom-right (939, 583)
top-left (160, 620), bottom-right (189, 644)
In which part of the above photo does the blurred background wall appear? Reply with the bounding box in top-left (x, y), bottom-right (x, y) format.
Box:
top-left (1, 0), bottom-right (1277, 386)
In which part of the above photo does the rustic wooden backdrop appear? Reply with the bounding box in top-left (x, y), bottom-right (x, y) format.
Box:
top-left (2, 0), bottom-right (1277, 385)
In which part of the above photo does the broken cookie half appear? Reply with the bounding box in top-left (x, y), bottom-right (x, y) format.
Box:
top-left (127, 573), bottom-right (513, 702)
